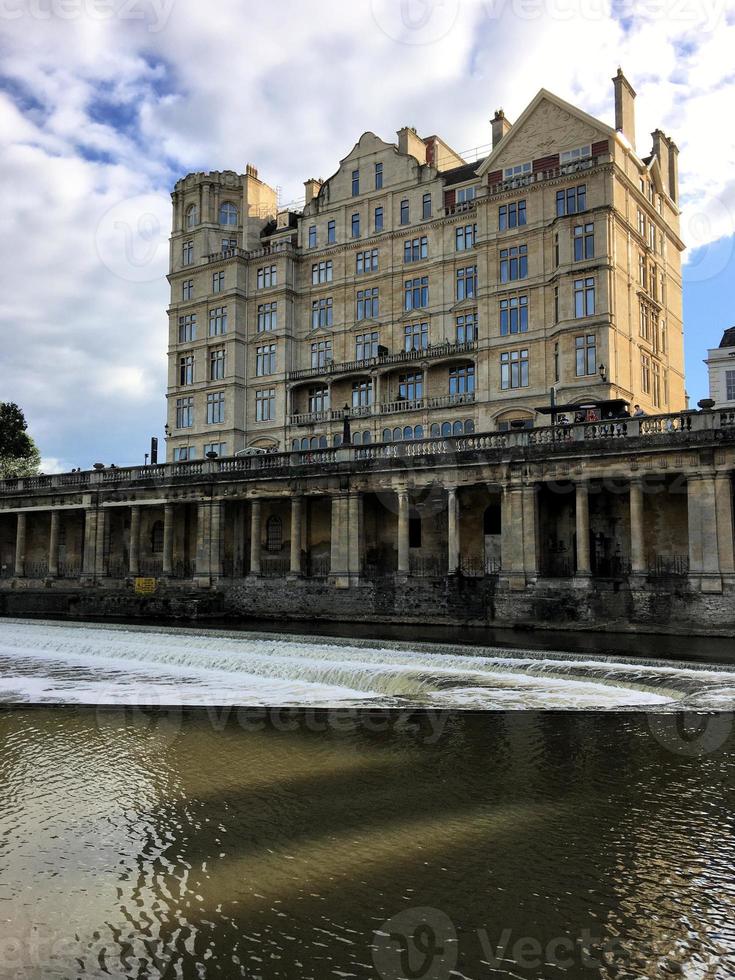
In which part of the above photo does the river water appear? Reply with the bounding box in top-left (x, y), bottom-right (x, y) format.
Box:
top-left (0, 619), bottom-right (733, 978)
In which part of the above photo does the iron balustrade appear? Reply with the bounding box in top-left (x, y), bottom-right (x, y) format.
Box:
top-left (287, 339), bottom-right (478, 383)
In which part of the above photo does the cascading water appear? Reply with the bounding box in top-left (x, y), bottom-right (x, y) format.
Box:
top-left (1, 618), bottom-right (734, 709)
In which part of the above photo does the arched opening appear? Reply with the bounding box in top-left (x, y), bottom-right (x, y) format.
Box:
top-left (185, 204), bottom-right (198, 228)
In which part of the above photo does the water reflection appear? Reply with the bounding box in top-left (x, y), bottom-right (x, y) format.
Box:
top-left (0, 709), bottom-right (732, 978)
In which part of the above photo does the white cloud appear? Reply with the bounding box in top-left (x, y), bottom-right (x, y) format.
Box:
top-left (0, 0), bottom-right (733, 467)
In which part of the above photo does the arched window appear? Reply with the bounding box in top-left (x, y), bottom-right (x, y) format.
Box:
top-left (219, 202), bottom-right (238, 225)
top-left (465, 419), bottom-right (475, 434)
top-left (441, 422), bottom-right (452, 437)
top-left (382, 428), bottom-right (392, 443)
top-left (413, 425), bottom-right (424, 440)
top-left (403, 426), bottom-right (413, 440)
top-left (186, 204), bottom-right (198, 228)
top-left (291, 439), bottom-right (300, 451)
top-left (266, 515), bottom-right (282, 552)
top-left (151, 520), bottom-right (164, 554)
top-left (333, 433), bottom-right (343, 447)
top-left (393, 427), bottom-right (402, 441)
top-left (318, 435), bottom-right (328, 448)
top-left (300, 437), bottom-right (309, 451)
top-left (309, 436), bottom-right (318, 450)
top-left (430, 423), bottom-right (440, 437)
top-left (453, 420), bottom-right (464, 436)
top-left (353, 432), bottom-right (362, 446)
top-left (362, 430), bottom-right (372, 445)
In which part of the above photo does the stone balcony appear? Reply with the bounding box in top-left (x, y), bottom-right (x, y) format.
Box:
top-left (287, 339), bottom-right (478, 384)
top-left (288, 392), bottom-right (476, 426)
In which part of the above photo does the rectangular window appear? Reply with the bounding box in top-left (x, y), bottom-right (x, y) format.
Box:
top-left (554, 286), bottom-right (559, 324)
top-left (498, 200), bottom-right (526, 231)
top-left (356, 249), bottom-right (379, 274)
top-left (356, 331), bottom-right (379, 361)
top-left (179, 353), bottom-right (194, 385)
top-left (652, 360), bottom-right (662, 407)
top-left (311, 297), bottom-right (333, 329)
top-left (203, 442), bottom-right (226, 458)
top-left (500, 349), bottom-right (529, 389)
top-left (176, 396), bottom-right (193, 428)
top-left (500, 296), bottom-right (528, 335)
top-left (352, 169), bottom-right (360, 196)
top-left (374, 206), bottom-right (383, 232)
top-left (178, 313), bottom-right (196, 343)
top-left (556, 184), bottom-right (587, 216)
top-left (456, 265), bottom-right (477, 301)
top-left (257, 265), bottom-right (277, 289)
top-left (573, 223), bottom-right (595, 261)
top-left (637, 209), bottom-right (646, 238)
top-left (212, 270), bottom-right (224, 293)
top-left (422, 192), bottom-right (432, 219)
top-left (641, 353), bottom-right (651, 394)
top-left (308, 386), bottom-right (330, 413)
top-left (639, 254), bottom-right (647, 289)
top-left (404, 236), bottom-right (428, 263)
top-left (352, 379), bottom-right (373, 408)
top-left (311, 339), bottom-right (332, 368)
top-left (726, 370), bottom-right (735, 401)
top-left (256, 343), bottom-right (276, 376)
top-left (221, 238), bottom-right (236, 255)
top-left (560, 144), bottom-right (591, 165)
top-left (640, 302), bottom-right (650, 340)
top-left (575, 334), bottom-right (597, 376)
top-left (398, 371), bottom-right (423, 401)
top-left (554, 342), bottom-right (560, 383)
top-left (374, 162), bottom-right (383, 190)
top-left (456, 312), bottom-right (477, 343)
top-left (356, 287), bottom-right (379, 320)
top-left (500, 245), bottom-right (528, 282)
top-left (311, 260), bottom-right (333, 285)
top-left (182, 279), bottom-right (193, 300)
top-left (255, 388), bottom-right (275, 422)
top-left (351, 212), bottom-right (360, 238)
top-left (210, 348), bottom-right (225, 380)
top-left (257, 302), bottom-right (277, 332)
top-left (182, 241), bottom-right (193, 266)
top-left (455, 224), bottom-right (477, 251)
top-left (648, 222), bottom-right (656, 251)
top-left (404, 321), bottom-right (429, 351)
top-left (456, 186), bottom-right (477, 202)
top-left (308, 225), bottom-right (317, 248)
top-left (208, 306), bottom-right (227, 336)
top-left (173, 447), bottom-right (193, 462)
top-left (206, 391), bottom-right (225, 424)
top-left (400, 199), bottom-right (409, 225)
top-left (503, 163), bottom-right (531, 180)
top-left (404, 276), bottom-right (429, 311)
top-left (449, 364), bottom-right (475, 395)
top-left (327, 220), bottom-right (336, 243)
top-left (574, 277), bottom-right (595, 318)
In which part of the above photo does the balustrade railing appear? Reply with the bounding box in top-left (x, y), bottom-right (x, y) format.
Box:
top-left (287, 339), bottom-right (478, 382)
top-left (648, 555), bottom-right (689, 577)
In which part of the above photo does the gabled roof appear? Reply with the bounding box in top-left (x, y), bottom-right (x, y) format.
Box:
top-left (476, 88), bottom-right (616, 177)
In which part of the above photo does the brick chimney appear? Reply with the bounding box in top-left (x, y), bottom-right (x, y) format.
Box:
top-left (304, 178), bottom-right (323, 205)
top-left (667, 139), bottom-right (679, 204)
top-left (612, 68), bottom-right (636, 148)
top-left (491, 109), bottom-right (512, 149)
top-left (397, 126), bottom-right (427, 165)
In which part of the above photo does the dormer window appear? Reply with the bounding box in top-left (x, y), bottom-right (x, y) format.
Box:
top-left (503, 162), bottom-right (531, 180)
top-left (219, 202), bottom-right (238, 225)
top-left (560, 145), bottom-right (591, 165)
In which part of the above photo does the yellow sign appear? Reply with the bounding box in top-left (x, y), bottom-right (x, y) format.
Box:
top-left (134, 577), bottom-right (157, 595)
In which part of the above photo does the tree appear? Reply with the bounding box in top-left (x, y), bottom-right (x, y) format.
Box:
top-left (0, 402), bottom-right (42, 478)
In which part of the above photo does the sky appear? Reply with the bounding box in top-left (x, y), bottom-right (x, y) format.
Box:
top-left (0, 0), bottom-right (733, 472)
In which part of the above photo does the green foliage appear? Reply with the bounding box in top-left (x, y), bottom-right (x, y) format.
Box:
top-left (0, 402), bottom-right (41, 478)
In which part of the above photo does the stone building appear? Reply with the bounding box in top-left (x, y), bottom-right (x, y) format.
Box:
top-left (165, 70), bottom-right (685, 462)
top-left (705, 327), bottom-right (735, 409)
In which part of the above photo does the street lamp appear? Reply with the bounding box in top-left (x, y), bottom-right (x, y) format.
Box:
top-left (598, 363), bottom-right (607, 383)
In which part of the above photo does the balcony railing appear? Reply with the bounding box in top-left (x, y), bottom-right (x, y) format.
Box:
top-left (287, 340), bottom-right (478, 382)
top-left (289, 392), bottom-right (476, 426)
top-left (489, 155), bottom-right (603, 196)
top-left (205, 240), bottom-right (297, 265)
top-left (0, 411), bottom-right (730, 496)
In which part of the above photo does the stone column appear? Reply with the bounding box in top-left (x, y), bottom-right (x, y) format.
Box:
top-left (522, 485), bottom-right (539, 580)
top-left (129, 505), bottom-right (141, 577)
top-left (202, 182), bottom-right (211, 223)
top-left (14, 512), bottom-right (26, 577)
top-left (397, 490), bottom-right (410, 575)
top-left (210, 500), bottom-right (223, 577)
top-left (447, 487), bottom-right (459, 574)
top-left (575, 481), bottom-right (592, 581)
top-left (290, 496), bottom-right (303, 576)
top-left (715, 473), bottom-right (735, 578)
top-left (48, 510), bottom-right (60, 578)
top-left (629, 478), bottom-right (646, 577)
top-left (163, 503), bottom-right (175, 576)
top-left (82, 508), bottom-right (97, 579)
top-left (687, 476), bottom-right (703, 580)
top-left (329, 494), bottom-right (350, 586)
top-left (691, 473), bottom-right (722, 592)
top-left (250, 498), bottom-right (262, 576)
top-left (347, 492), bottom-right (363, 580)
top-left (94, 508), bottom-right (107, 578)
top-left (195, 499), bottom-right (212, 583)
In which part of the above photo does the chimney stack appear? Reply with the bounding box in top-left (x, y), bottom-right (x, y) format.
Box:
top-left (612, 68), bottom-right (636, 148)
top-left (491, 109), bottom-right (512, 149)
top-left (667, 140), bottom-right (679, 204)
top-left (397, 126), bottom-right (427, 165)
top-left (651, 130), bottom-right (671, 197)
top-left (304, 178), bottom-right (323, 206)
